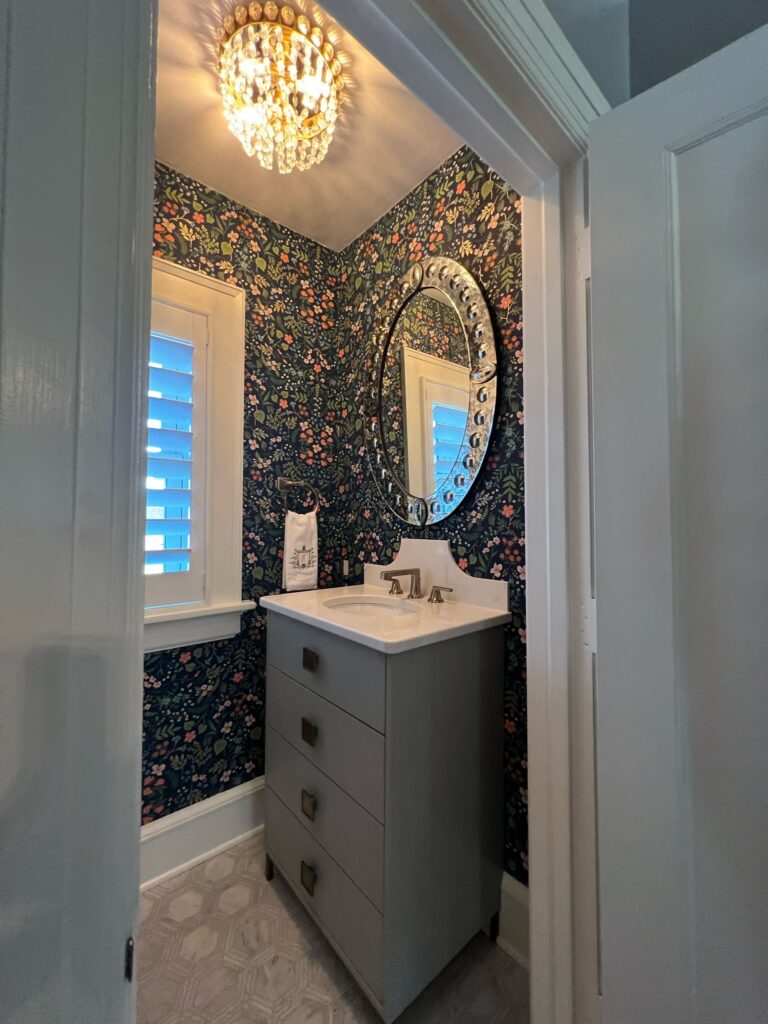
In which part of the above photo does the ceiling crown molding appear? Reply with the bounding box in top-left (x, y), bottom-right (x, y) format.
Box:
top-left (461, 0), bottom-right (611, 149)
top-left (323, 0), bottom-right (610, 191)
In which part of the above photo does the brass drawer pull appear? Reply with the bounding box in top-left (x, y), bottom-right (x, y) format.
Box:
top-left (302, 647), bottom-right (319, 672)
top-left (301, 860), bottom-right (317, 897)
top-left (301, 717), bottom-right (318, 747)
top-left (301, 789), bottom-right (317, 821)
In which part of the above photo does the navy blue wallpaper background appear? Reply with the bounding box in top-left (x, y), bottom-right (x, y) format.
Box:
top-left (145, 164), bottom-right (346, 826)
top-left (336, 148), bottom-right (527, 880)
top-left (146, 146), bottom-right (528, 883)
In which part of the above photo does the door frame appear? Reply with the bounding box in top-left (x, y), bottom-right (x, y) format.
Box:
top-left (132, 0), bottom-right (606, 1019)
top-left (1, 0), bottom-right (604, 1019)
top-left (316, 4), bottom-right (609, 1022)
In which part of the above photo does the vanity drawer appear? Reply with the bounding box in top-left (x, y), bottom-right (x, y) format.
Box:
top-left (267, 788), bottom-right (384, 999)
top-left (267, 668), bottom-right (385, 822)
top-left (267, 613), bottom-right (386, 732)
top-left (266, 726), bottom-right (384, 909)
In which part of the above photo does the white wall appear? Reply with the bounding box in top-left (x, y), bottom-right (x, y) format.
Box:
top-left (630, 0), bottom-right (768, 94)
top-left (542, 0), bottom-right (768, 107)
top-left (543, 0), bottom-right (630, 106)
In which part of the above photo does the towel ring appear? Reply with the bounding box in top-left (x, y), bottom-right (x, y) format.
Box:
top-left (277, 476), bottom-right (320, 514)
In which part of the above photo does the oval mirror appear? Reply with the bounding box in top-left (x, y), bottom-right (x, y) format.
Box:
top-left (367, 256), bottom-right (497, 525)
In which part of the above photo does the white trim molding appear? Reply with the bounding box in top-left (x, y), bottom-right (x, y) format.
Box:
top-left (323, 0), bottom-right (609, 195)
top-left (144, 599), bottom-right (256, 652)
top-left (498, 872), bottom-right (531, 970)
top-left (144, 258), bottom-right (249, 651)
top-left (317, 8), bottom-right (581, 1016)
top-left (523, 177), bottom-right (574, 1024)
top-left (462, 0), bottom-right (610, 150)
top-left (140, 777), bottom-right (266, 888)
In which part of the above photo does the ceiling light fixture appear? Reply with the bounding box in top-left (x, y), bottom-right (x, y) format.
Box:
top-left (217, 2), bottom-right (345, 173)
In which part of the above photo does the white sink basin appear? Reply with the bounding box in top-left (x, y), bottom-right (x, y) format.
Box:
top-left (323, 595), bottom-right (420, 619)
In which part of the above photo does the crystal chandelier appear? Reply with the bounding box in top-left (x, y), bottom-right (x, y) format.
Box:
top-left (217, 3), bottom-right (345, 173)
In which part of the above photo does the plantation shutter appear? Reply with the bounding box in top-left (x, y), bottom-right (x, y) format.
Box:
top-left (431, 400), bottom-right (466, 483)
top-left (144, 301), bottom-right (207, 607)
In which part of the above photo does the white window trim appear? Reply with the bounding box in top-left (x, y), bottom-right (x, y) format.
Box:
top-left (144, 257), bottom-right (255, 651)
top-left (145, 301), bottom-right (208, 608)
top-left (401, 345), bottom-right (469, 496)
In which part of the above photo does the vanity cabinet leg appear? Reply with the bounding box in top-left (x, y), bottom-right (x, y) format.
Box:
top-left (265, 853), bottom-right (274, 882)
top-left (488, 910), bottom-right (499, 943)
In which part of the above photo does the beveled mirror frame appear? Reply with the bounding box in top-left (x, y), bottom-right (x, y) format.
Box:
top-left (366, 255), bottom-right (497, 526)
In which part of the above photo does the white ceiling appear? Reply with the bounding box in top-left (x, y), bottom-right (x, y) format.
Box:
top-left (155, 0), bottom-right (462, 251)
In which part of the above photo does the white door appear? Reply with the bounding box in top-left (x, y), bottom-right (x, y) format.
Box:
top-left (590, 26), bottom-right (768, 1024)
top-left (0, 0), bottom-right (153, 1022)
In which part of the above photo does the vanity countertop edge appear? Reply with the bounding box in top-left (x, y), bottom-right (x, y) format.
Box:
top-left (260, 584), bottom-right (511, 654)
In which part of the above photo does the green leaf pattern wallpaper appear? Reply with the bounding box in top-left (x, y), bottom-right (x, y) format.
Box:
top-left (146, 146), bottom-right (527, 883)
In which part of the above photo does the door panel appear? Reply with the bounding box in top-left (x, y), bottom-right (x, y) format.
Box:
top-left (0, 0), bottom-right (154, 1022)
top-left (590, 26), bottom-right (768, 1024)
top-left (675, 113), bottom-right (768, 1024)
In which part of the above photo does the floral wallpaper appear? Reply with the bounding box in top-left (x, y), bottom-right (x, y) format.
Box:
top-left (394, 292), bottom-right (469, 364)
top-left (336, 147), bottom-right (527, 881)
top-left (145, 147), bottom-right (527, 884)
top-left (144, 163), bottom-right (346, 825)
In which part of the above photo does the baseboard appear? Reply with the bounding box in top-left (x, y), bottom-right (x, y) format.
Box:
top-left (497, 871), bottom-right (530, 970)
top-left (140, 776), bottom-right (265, 888)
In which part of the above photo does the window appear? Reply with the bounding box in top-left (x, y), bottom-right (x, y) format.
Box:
top-left (401, 346), bottom-right (470, 496)
top-left (144, 259), bottom-right (253, 652)
top-left (145, 307), bottom-right (206, 606)
top-left (430, 399), bottom-right (467, 491)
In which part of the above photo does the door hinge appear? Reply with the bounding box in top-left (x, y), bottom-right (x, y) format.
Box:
top-left (124, 936), bottom-right (134, 982)
top-left (582, 598), bottom-right (597, 653)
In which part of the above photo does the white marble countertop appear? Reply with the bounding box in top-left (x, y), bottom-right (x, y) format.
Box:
top-left (260, 583), bottom-right (511, 654)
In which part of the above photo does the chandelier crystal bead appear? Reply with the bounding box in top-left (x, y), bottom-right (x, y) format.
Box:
top-left (218, 3), bottom-right (345, 173)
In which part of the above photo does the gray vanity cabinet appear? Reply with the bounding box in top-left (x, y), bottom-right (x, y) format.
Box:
top-left (265, 610), bottom-right (504, 1023)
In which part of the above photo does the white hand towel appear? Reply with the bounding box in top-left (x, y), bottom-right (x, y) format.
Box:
top-left (282, 510), bottom-right (318, 592)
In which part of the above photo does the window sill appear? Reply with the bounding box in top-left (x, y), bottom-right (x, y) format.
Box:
top-left (143, 600), bottom-right (256, 653)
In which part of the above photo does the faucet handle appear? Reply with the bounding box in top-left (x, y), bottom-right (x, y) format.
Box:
top-left (428, 585), bottom-right (453, 604)
top-left (380, 570), bottom-right (403, 595)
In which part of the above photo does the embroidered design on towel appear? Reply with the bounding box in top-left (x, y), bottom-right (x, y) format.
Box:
top-left (290, 544), bottom-right (316, 572)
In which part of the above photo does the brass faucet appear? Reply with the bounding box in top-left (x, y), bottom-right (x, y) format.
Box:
top-left (380, 568), bottom-right (423, 599)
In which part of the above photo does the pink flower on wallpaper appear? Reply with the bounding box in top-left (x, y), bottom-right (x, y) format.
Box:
top-left (147, 149), bottom-right (528, 883)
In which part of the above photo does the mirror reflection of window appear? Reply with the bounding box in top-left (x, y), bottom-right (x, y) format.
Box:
top-left (431, 400), bottom-right (467, 490)
top-left (401, 347), bottom-right (469, 495)
top-left (381, 287), bottom-right (471, 502)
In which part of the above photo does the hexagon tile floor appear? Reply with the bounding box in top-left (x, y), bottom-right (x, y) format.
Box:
top-left (138, 832), bottom-right (529, 1024)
